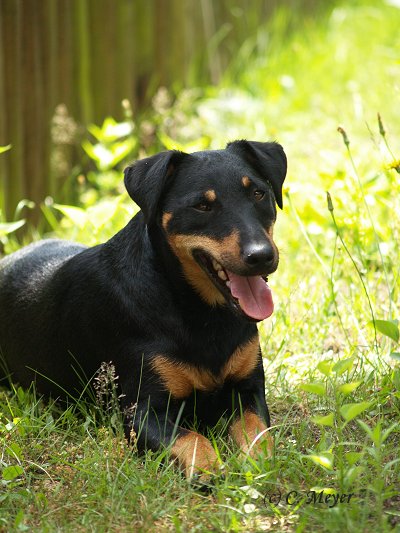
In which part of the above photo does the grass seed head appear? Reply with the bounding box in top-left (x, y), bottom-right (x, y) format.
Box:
top-left (93, 361), bottom-right (124, 412)
top-left (337, 126), bottom-right (350, 147)
top-left (377, 112), bottom-right (386, 137)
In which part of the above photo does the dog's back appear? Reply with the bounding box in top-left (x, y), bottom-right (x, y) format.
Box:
top-left (0, 239), bottom-right (86, 388)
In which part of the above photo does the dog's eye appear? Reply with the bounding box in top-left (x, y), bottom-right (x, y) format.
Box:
top-left (254, 190), bottom-right (265, 201)
top-left (193, 202), bottom-right (212, 212)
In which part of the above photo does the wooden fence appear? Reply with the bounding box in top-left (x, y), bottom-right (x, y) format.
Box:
top-left (0, 0), bottom-right (323, 223)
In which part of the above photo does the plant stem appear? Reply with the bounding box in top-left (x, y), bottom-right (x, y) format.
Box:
top-left (327, 192), bottom-right (378, 354)
top-left (337, 126), bottom-right (392, 319)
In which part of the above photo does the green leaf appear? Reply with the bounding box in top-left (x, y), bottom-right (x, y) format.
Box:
top-left (15, 199), bottom-right (35, 219)
top-left (102, 119), bottom-right (133, 141)
top-left (316, 360), bottom-right (333, 377)
top-left (158, 132), bottom-right (210, 153)
top-left (382, 423), bottom-right (400, 444)
top-left (345, 452), bottom-right (363, 466)
top-left (2, 465), bottom-right (24, 481)
top-left (87, 200), bottom-right (119, 230)
top-left (87, 124), bottom-right (103, 141)
top-left (340, 402), bottom-right (371, 422)
top-left (17, 387), bottom-right (26, 403)
top-left (311, 413), bottom-right (334, 426)
top-left (358, 420), bottom-right (397, 447)
top-left (88, 118), bottom-right (133, 142)
top-left (337, 381), bottom-right (361, 395)
top-left (52, 204), bottom-right (88, 229)
top-left (306, 453), bottom-right (334, 470)
top-left (390, 352), bottom-right (400, 361)
top-left (14, 509), bottom-right (25, 528)
top-left (299, 382), bottom-right (325, 396)
top-left (0, 144), bottom-right (12, 154)
top-left (109, 138), bottom-right (137, 167)
top-left (0, 219), bottom-right (26, 237)
top-left (343, 465), bottom-right (364, 485)
top-left (82, 138), bottom-right (136, 171)
top-left (369, 319), bottom-right (399, 343)
top-left (82, 139), bottom-right (99, 162)
top-left (10, 417), bottom-right (26, 436)
top-left (332, 357), bottom-right (354, 376)
top-left (6, 442), bottom-right (23, 460)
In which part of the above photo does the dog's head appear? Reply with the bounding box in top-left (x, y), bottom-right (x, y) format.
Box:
top-left (124, 140), bottom-right (287, 321)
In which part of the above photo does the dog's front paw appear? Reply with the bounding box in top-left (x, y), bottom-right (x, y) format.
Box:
top-left (171, 431), bottom-right (220, 482)
top-left (229, 411), bottom-right (273, 458)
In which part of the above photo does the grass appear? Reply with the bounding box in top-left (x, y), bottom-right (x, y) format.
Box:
top-left (1, 0), bottom-right (400, 531)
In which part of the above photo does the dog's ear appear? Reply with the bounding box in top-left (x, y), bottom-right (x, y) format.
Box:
top-left (124, 150), bottom-right (187, 223)
top-left (227, 140), bottom-right (287, 209)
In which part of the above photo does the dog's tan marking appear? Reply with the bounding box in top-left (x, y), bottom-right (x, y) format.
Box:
top-left (223, 335), bottom-right (260, 381)
top-left (205, 189), bottom-right (216, 202)
top-left (242, 176), bottom-right (251, 188)
top-left (152, 335), bottom-right (259, 399)
top-left (167, 231), bottom-right (241, 305)
top-left (162, 212), bottom-right (173, 231)
top-left (171, 431), bottom-right (219, 479)
top-left (229, 410), bottom-right (273, 457)
top-left (152, 356), bottom-right (219, 398)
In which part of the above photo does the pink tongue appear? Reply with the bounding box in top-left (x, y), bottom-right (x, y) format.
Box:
top-left (227, 271), bottom-right (274, 321)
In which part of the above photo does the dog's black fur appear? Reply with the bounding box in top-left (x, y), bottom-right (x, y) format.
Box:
top-left (0, 140), bottom-right (287, 477)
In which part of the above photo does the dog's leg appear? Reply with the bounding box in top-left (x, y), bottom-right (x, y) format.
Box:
top-left (229, 409), bottom-right (273, 458)
top-left (226, 380), bottom-right (273, 459)
top-left (125, 405), bottom-right (219, 480)
top-left (225, 347), bottom-right (274, 458)
top-left (170, 429), bottom-right (220, 480)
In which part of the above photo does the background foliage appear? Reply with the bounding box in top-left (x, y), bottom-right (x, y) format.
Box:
top-left (1, 0), bottom-right (400, 531)
top-left (0, 0), bottom-right (332, 224)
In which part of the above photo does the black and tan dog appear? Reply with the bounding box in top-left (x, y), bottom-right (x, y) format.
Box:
top-left (0, 140), bottom-right (287, 479)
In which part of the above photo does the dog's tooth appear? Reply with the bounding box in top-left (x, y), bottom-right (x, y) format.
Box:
top-left (226, 281), bottom-right (231, 288)
top-left (212, 259), bottom-right (220, 270)
top-left (218, 270), bottom-right (227, 281)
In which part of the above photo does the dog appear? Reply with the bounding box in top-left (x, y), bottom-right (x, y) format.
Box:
top-left (0, 140), bottom-right (287, 479)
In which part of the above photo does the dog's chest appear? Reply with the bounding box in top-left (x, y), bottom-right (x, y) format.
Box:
top-left (151, 334), bottom-right (259, 399)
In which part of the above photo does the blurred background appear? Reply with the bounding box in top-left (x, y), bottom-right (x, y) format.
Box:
top-left (1, 0), bottom-right (399, 236)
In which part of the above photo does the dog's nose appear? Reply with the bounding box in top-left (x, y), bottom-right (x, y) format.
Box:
top-left (243, 242), bottom-right (275, 268)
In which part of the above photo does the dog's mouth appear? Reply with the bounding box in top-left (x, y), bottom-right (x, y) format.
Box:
top-left (193, 251), bottom-right (274, 321)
